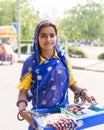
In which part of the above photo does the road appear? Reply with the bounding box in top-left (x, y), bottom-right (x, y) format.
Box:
top-left (0, 63), bottom-right (104, 130)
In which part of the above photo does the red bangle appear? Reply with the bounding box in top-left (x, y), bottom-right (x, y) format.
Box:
top-left (16, 99), bottom-right (28, 107)
top-left (17, 109), bottom-right (26, 121)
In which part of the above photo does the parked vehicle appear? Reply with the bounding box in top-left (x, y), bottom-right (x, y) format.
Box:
top-left (0, 44), bottom-right (14, 65)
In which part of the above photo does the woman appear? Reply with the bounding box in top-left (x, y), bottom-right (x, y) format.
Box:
top-left (16, 20), bottom-right (97, 130)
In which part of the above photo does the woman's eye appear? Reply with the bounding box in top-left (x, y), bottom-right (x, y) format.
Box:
top-left (40, 34), bottom-right (46, 38)
top-left (39, 33), bottom-right (56, 38)
top-left (50, 33), bottom-right (55, 38)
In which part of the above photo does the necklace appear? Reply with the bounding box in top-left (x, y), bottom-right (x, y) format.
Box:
top-left (41, 55), bottom-right (53, 60)
top-left (41, 51), bottom-right (54, 60)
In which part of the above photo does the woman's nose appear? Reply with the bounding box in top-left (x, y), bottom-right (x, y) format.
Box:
top-left (46, 36), bottom-right (51, 41)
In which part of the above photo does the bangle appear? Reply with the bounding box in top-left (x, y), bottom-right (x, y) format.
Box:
top-left (78, 88), bottom-right (87, 97)
top-left (74, 88), bottom-right (87, 104)
top-left (16, 99), bottom-right (28, 107)
top-left (17, 109), bottom-right (26, 121)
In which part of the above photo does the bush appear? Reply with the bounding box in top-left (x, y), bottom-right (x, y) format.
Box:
top-left (14, 45), bottom-right (33, 54)
top-left (68, 46), bottom-right (87, 58)
top-left (21, 40), bottom-right (33, 44)
top-left (98, 52), bottom-right (104, 59)
top-left (21, 46), bottom-right (28, 54)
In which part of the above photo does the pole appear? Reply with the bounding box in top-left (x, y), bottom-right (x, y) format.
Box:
top-left (17, 0), bottom-right (21, 58)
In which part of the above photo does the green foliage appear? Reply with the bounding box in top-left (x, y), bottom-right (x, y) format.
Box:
top-left (0, 0), bottom-right (41, 40)
top-left (0, 0), bottom-right (17, 25)
top-left (20, 46), bottom-right (27, 54)
top-left (1, 0), bottom-right (104, 42)
top-left (100, 42), bottom-right (104, 46)
top-left (21, 40), bottom-right (33, 44)
top-left (68, 46), bottom-right (87, 58)
top-left (98, 52), bottom-right (104, 59)
top-left (58, 1), bottom-right (104, 41)
top-left (14, 44), bottom-right (33, 54)
top-left (20, 0), bottom-right (41, 40)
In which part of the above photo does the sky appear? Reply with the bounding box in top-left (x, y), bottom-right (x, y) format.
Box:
top-left (31, 0), bottom-right (102, 19)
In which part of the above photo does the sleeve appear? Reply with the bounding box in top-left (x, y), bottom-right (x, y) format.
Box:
top-left (20, 57), bottom-right (33, 81)
top-left (17, 56), bottom-right (34, 90)
top-left (65, 54), bottom-right (76, 86)
top-left (17, 73), bottom-right (32, 90)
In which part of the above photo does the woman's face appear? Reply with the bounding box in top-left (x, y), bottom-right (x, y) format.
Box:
top-left (38, 26), bottom-right (57, 51)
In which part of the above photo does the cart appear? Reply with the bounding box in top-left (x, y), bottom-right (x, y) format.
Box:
top-left (30, 105), bottom-right (104, 130)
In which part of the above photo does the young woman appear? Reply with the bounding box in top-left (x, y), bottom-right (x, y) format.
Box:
top-left (16, 20), bottom-right (97, 130)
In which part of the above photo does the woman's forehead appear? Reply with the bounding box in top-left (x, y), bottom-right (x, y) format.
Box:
top-left (39, 26), bottom-right (56, 34)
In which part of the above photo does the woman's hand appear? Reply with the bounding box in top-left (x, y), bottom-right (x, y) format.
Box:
top-left (71, 83), bottom-right (97, 106)
top-left (80, 90), bottom-right (97, 106)
top-left (19, 109), bottom-right (38, 130)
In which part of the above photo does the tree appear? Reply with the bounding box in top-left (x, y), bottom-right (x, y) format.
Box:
top-left (0, 0), bottom-right (17, 25)
top-left (20, 0), bottom-right (41, 40)
top-left (0, 0), bottom-right (41, 40)
top-left (58, 1), bottom-right (104, 41)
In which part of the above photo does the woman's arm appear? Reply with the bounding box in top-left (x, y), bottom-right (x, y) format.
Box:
top-left (16, 73), bottom-right (38, 130)
top-left (17, 89), bottom-right (28, 110)
top-left (65, 54), bottom-right (97, 105)
top-left (70, 82), bottom-right (97, 105)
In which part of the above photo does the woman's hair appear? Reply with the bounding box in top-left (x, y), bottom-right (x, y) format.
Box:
top-left (37, 20), bottom-right (58, 37)
top-left (33, 20), bottom-right (58, 61)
